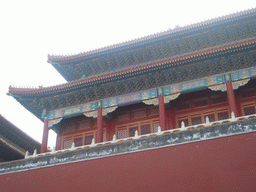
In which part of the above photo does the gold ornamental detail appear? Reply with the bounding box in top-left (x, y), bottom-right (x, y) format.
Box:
top-left (142, 98), bottom-right (159, 106)
top-left (208, 84), bottom-right (227, 92)
top-left (83, 111), bottom-right (98, 118)
top-left (48, 118), bottom-right (62, 128)
top-left (164, 93), bottom-right (180, 104)
top-left (232, 79), bottom-right (250, 90)
top-left (102, 106), bottom-right (118, 116)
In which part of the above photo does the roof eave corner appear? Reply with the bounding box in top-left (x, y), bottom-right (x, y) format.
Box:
top-left (7, 86), bottom-right (14, 96)
top-left (47, 54), bottom-right (54, 64)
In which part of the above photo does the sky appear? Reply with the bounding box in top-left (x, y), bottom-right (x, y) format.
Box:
top-left (0, 0), bottom-right (255, 148)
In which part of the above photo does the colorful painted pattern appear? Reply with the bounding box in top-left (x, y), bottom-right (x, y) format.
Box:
top-left (63, 106), bottom-right (82, 116)
top-left (231, 67), bottom-right (254, 81)
top-left (46, 66), bottom-right (256, 120)
top-left (48, 101), bottom-right (97, 120)
top-left (250, 68), bottom-right (256, 77)
top-left (180, 79), bottom-right (206, 91)
top-left (118, 93), bottom-right (140, 104)
top-left (82, 102), bottom-right (97, 112)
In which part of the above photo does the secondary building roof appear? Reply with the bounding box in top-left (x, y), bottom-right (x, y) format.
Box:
top-left (0, 114), bottom-right (41, 162)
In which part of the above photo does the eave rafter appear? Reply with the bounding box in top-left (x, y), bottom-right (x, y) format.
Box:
top-left (10, 47), bottom-right (256, 115)
top-left (114, 83), bottom-right (126, 95)
top-left (9, 38), bottom-right (256, 101)
top-left (65, 94), bottom-right (76, 106)
top-left (42, 97), bottom-right (49, 108)
top-left (126, 52), bottom-right (135, 66)
top-left (106, 54), bottom-right (117, 70)
top-left (121, 52), bottom-right (129, 67)
top-left (98, 57), bottom-right (109, 72)
top-left (104, 85), bottom-right (117, 98)
top-left (117, 53), bottom-right (126, 68)
top-left (158, 43), bottom-right (169, 58)
top-left (81, 61), bottom-right (92, 77)
top-left (136, 48), bottom-right (143, 62)
top-left (49, 98), bottom-right (58, 110)
top-left (93, 86), bottom-right (106, 100)
top-left (145, 75), bottom-right (157, 88)
top-left (74, 91), bottom-right (86, 104)
top-left (84, 89), bottom-right (97, 102)
top-left (130, 49), bottom-right (140, 64)
top-left (89, 60), bottom-right (99, 75)
top-left (133, 77), bottom-right (146, 91)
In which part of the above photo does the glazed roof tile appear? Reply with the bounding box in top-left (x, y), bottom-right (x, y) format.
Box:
top-left (48, 8), bottom-right (256, 63)
top-left (9, 36), bottom-right (256, 96)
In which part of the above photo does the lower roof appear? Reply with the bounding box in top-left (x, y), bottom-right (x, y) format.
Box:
top-left (0, 114), bottom-right (41, 154)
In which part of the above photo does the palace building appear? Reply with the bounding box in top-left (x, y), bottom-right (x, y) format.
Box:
top-left (1, 8), bottom-right (256, 192)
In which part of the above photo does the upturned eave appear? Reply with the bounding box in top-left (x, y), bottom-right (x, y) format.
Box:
top-left (9, 37), bottom-right (256, 97)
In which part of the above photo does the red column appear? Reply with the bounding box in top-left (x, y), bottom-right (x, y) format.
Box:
top-left (106, 119), bottom-right (110, 141)
top-left (96, 108), bottom-right (103, 143)
top-left (56, 135), bottom-right (62, 150)
top-left (226, 81), bottom-right (239, 117)
top-left (41, 120), bottom-right (49, 153)
top-left (158, 96), bottom-right (166, 131)
top-left (168, 108), bottom-right (175, 129)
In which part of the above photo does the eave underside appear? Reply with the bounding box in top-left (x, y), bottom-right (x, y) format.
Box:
top-left (0, 142), bottom-right (24, 162)
top-left (0, 116), bottom-right (41, 153)
top-left (10, 45), bottom-right (256, 120)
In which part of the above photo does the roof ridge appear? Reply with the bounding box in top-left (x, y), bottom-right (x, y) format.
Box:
top-left (48, 7), bottom-right (256, 62)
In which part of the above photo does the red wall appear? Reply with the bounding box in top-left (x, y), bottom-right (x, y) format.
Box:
top-left (1, 132), bottom-right (256, 192)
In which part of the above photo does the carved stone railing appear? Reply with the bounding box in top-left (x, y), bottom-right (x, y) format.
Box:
top-left (1, 114), bottom-right (256, 175)
top-left (25, 112), bottom-right (256, 159)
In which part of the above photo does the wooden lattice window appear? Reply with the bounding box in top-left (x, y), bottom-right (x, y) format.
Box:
top-left (217, 112), bottom-right (229, 120)
top-left (92, 119), bottom-right (97, 127)
top-left (129, 127), bottom-right (138, 137)
top-left (63, 139), bottom-right (72, 149)
top-left (241, 90), bottom-right (255, 98)
top-left (62, 124), bottom-right (76, 133)
top-left (153, 122), bottom-right (160, 132)
top-left (133, 110), bottom-right (146, 119)
top-left (178, 119), bottom-right (189, 128)
top-left (244, 106), bottom-right (255, 116)
top-left (194, 100), bottom-right (208, 108)
top-left (176, 103), bottom-right (190, 111)
top-left (212, 96), bottom-right (227, 104)
top-left (191, 117), bottom-right (202, 125)
top-left (117, 129), bottom-right (128, 139)
top-left (103, 131), bottom-right (106, 142)
top-left (103, 118), bottom-right (107, 125)
top-left (84, 135), bottom-right (94, 145)
top-left (149, 107), bottom-right (159, 116)
top-left (117, 113), bottom-right (130, 122)
top-left (78, 120), bottom-right (90, 130)
top-left (74, 137), bottom-right (83, 147)
top-left (141, 124), bottom-right (151, 135)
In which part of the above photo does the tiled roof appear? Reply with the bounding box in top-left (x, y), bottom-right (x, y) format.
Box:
top-left (9, 37), bottom-right (256, 96)
top-left (0, 114), bottom-right (41, 154)
top-left (48, 8), bottom-right (256, 62)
